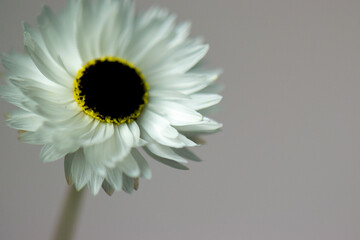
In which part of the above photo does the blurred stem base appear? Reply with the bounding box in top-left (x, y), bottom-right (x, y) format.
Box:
top-left (53, 187), bottom-right (85, 240)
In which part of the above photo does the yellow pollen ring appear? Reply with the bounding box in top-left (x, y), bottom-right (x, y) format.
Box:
top-left (73, 56), bottom-right (149, 125)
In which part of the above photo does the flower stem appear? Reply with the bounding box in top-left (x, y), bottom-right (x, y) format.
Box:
top-left (53, 187), bottom-right (85, 240)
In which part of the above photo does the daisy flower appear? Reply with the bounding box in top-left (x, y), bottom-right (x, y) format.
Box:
top-left (0, 0), bottom-right (222, 195)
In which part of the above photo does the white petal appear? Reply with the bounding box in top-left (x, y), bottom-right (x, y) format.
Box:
top-left (176, 117), bottom-right (223, 133)
top-left (131, 149), bottom-right (151, 179)
top-left (106, 166), bottom-right (123, 191)
top-left (79, 122), bottom-right (115, 146)
top-left (3, 52), bottom-right (72, 92)
top-left (46, 113), bottom-right (114, 148)
top-left (128, 121), bottom-right (144, 146)
top-left (40, 143), bottom-right (77, 163)
top-left (33, 101), bottom-right (79, 123)
top-left (75, 0), bottom-right (99, 62)
top-left (46, 111), bottom-right (92, 131)
top-left (145, 143), bottom-right (188, 163)
top-left (6, 109), bottom-right (43, 131)
top-left (146, 40), bottom-right (209, 77)
top-left (1, 52), bottom-right (46, 80)
top-left (137, 21), bottom-right (191, 71)
top-left (180, 93), bottom-right (223, 111)
top-left (33, 118), bottom-right (93, 152)
top-left (176, 134), bottom-right (197, 147)
top-left (40, 144), bottom-right (61, 163)
top-left (198, 82), bottom-right (224, 94)
top-left (125, 9), bottom-right (176, 64)
top-left (19, 130), bottom-right (51, 145)
top-left (88, 174), bottom-right (104, 195)
top-left (75, 0), bottom-right (134, 61)
top-left (148, 89), bottom-right (190, 100)
top-left (117, 154), bottom-right (140, 178)
top-left (83, 124), bottom-right (134, 171)
top-left (147, 100), bottom-right (202, 126)
top-left (0, 81), bottom-right (35, 110)
top-left (118, 124), bottom-right (135, 152)
top-left (37, 4), bottom-right (82, 77)
top-left (23, 23), bottom-right (73, 88)
top-left (9, 76), bottom-right (73, 104)
top-left (67, 149), bottom-right (92, 190)
top-left (147, 73), bottom-right (216, 95)
top-left (138, 110), bottom-right (184, 148)
top-left (99, 0), bottom-right (134, 57)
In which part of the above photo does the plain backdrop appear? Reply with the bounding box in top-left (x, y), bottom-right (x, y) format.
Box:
top-left (1, 0), bottom-right (360, 239)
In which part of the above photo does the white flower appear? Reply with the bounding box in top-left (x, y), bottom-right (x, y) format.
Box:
top-left (0, 0), bottom-right (222, 195)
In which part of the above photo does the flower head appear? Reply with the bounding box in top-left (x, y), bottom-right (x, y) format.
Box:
top-left (0, 0), bottom-right (222, 195)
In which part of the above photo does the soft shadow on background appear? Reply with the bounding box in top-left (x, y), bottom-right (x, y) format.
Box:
top-left (1, 0), bottom-right (360, 239)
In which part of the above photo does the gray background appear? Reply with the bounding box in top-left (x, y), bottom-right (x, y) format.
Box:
top-left (1, 0), bottom-right (360, 239)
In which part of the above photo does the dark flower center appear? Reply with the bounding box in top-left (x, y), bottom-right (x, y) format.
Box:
top-left (74, 57), bottom-right (148, 124)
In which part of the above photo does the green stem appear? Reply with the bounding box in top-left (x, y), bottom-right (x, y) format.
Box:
top-left (53, 187), bottom-right (85, 240)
